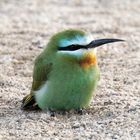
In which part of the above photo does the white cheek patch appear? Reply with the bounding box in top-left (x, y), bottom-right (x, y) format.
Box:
top-left (58, 49), bottom-right (85, 57)
top-left (59, 34), bottom-right (93, 48)
top-left (94, 48), bottom-right (97, 54)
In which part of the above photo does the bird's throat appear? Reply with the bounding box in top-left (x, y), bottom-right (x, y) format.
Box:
top-left (79, 51), bottom-right (97, 68)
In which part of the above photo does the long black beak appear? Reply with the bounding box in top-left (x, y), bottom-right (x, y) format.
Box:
top-left (58, 38), bottom-right (124, 51)
top-left (86, 38), bottom-right (124, 49)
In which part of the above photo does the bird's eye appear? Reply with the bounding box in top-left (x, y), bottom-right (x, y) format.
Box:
top-left (68, 44), bottom-right (78, 50)
top-left (58, 44), bottom-right (82, 51)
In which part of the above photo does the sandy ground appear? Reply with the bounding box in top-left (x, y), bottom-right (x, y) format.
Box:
top-left (0, 0), bottom-right (140, 139)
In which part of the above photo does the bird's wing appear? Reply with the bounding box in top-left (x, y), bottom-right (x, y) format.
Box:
top-left (22, 54), bottom-right (52, 110)
top-left (32, 58), bottom-right (52, 91)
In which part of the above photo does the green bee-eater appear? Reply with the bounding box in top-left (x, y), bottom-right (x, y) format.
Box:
top-left (22, 29), bottom-right (123, 111)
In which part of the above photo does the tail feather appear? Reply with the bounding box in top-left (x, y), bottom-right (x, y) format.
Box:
top-left (21, 94), bottom-right (40, 110)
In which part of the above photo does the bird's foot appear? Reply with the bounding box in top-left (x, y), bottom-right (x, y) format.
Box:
top-left (49, 110), bottom-right (56, 117)
top-left (75, 108), bottom-right (84, 115)
top-left (49, 109), bottom-right (66, 117)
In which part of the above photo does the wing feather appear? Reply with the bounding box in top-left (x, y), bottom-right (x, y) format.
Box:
top-left (21, 54), bottom-right (52, 110)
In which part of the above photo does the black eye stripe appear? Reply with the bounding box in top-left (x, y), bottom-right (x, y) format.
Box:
top-left (58, 44), bottom-right (84, 51)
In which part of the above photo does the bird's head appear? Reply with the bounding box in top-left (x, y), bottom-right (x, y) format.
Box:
top-left (47, 29), bottom-right (124, 68)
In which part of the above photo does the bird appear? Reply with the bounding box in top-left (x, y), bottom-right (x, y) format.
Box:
top-left (21, 29), bottom-right (124, 111)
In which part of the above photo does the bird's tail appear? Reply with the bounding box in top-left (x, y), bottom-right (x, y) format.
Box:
top-left (21, 94), bottom-right (40, 110)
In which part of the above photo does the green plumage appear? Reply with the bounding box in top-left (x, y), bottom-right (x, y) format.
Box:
top-left (22, 29), bottom-right (100, 110)
top-left (35, 54), bottom-right (99, 110)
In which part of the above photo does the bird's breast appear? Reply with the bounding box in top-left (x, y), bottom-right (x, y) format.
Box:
top-left (79, 51), bottom-right (96, 69)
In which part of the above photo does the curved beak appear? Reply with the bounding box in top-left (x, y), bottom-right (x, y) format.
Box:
top-left (86, 38), bottom-right (125, 49)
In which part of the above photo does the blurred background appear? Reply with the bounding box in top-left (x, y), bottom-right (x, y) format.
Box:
top-left (0, 0), bottom-right (140, 139)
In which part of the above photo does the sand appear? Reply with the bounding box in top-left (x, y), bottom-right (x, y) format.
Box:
top-left (0, 0), bottom-right (140, 139)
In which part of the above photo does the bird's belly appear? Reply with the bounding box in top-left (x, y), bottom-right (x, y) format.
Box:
top-left (38, 64), bottom-right (99, 110)
top-left (35, 59), bottom-right (99, 110)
